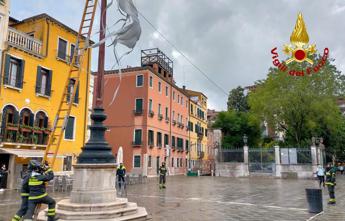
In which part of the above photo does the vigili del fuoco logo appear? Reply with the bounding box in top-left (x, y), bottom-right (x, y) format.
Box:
top-left (271, 13), bottom-right (329, 76)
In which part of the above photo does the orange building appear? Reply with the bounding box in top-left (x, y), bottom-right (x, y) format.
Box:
top-left (94, 49), bottom-right (189, 176)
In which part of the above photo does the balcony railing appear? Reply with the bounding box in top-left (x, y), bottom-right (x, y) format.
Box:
top-left (7, 27), bottom-right (43, 57)
top-left (1, 124), bottom-right (51, 145)
top-left (133, 109), bottom-right (143, 116)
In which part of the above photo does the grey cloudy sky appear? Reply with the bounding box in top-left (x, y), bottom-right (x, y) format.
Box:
top-left (11, 0), bottom-right (345, 110)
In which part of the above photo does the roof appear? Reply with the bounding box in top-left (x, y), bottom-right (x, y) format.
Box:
top-left (183, 89), bottom-right (208, 99)
top-left (94, 66), bottom-right (190, 97)
top-left (11, 13), bottom-right (94, 44)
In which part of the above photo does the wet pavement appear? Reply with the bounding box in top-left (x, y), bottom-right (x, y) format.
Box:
top-left (1, 175), bottom-right (344, 221)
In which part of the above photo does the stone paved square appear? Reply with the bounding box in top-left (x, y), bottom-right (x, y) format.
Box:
top-left (1, 176), bottom-right (344, 221)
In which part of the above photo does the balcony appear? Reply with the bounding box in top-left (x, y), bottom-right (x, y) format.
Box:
top-left (133, 109), bottom-right (143, 116)
top-left (158, 114), bottom-right (163, 121)
top-left (7, 27), bottom-right (43, 57)
top-left (132, 141), bottom-right (142, 147)
top-left (148, 111), bottom-right (154, 118)
top-left (148, 141), bottom-right (154, 148)
top-left (1, 123), bottom-right (51, 146)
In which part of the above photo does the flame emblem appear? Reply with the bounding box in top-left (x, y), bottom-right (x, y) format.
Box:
top-left (283, 13), bottom-right (316, 64)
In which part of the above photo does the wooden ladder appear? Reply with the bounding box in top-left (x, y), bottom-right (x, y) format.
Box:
top-left (43, 0), bottom-right (98, 167)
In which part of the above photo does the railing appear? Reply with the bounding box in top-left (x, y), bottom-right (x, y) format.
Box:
top-left (2, 124), bottom-right (51, 145)
top-left (218, 148), bottom-right (244, 162)
top-left (7, 27), bottom-right (43, 56)
top-left (280, 148), bottom-right (312, 164)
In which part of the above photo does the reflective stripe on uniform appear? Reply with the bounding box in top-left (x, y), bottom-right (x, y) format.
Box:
top-left (11, 214), bottom-right (21, 221)
top-left (45, 168), bottom-right (53, 173)
top-left (325, 182), bottom-right (334, 186)
top-left (29, 193), bottom-right (47, 200)
top-left (21, 193), bottom-right (29, 196)
top-left (29, 181), bottom-right (43, 186)
top-left (47, 212), bottom-right (56, 216)
top-left (329, 198), bottom-right (336, 202)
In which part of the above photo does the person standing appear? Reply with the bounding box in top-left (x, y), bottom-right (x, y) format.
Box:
top-left (116, 163), bottom-right (126, 188)
top-left (23, 160), bottom-right (56, 221)
top-left (316, 164), bottom-right (325, 188)
top-left (0, 164), bottom-right (7, 191)
top-left (338, 163), bottom-right (344, 175)
top-left (159, 162), bottom-right (168, 189)
top-left (325, 164), bottom-right (336, 205)
top-left (11, 166), bottom-right (32, 221)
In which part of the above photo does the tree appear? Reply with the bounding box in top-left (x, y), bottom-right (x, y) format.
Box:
top-left (248, 55), bottom-right (344, 148)
top-left (227, 86), bottom-right (249, 112)
top-left (213, 110), bottom-right (261, 148)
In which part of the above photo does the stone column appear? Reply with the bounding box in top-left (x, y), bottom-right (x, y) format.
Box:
top-left (311, 145), bottom-right (317, 166)
top-left (7, 155), bottom-right (16, 189)
top-left (243, 145), bottom-right (248, 164)
top-left (274, 146), bottom-right (281, 178)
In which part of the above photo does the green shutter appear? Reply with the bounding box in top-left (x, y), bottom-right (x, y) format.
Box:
top-left (43, 116), bottom-right (48, 128)
top-left (136, 99), bottom-right (143, 112)
top-left (29, 113), bottom-right (34, 126)
top-left (65, 117), bottom-right (75, 139)
top-left (35, 66), bottom-right (42, 93)
top-left (16, 59), bottom-right (25, 88)
top-left (135, 130), bottom-right (142, 144)
top-left (13, 110), bottom-right (19, 124)
top-left (3, 55), bottom-right (10, 85)
top-left (46, 70), bottom-right (52, 96)
top-left (74, 82), bottom-right (79, 104)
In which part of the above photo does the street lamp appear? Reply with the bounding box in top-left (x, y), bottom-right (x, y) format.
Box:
top-left (243, 134), bottom-right (248, 146)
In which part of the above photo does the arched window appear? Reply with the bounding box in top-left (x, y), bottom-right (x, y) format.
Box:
top-left (2, 105), bottom-right (18, 126)
top-left (35, 111), bottom-right (48, 128)
top-left (1, 105), bottom-right (19, 141)
top-left (20, 108), bottom-right (34, 126)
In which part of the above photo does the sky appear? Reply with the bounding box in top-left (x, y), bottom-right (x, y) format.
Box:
top-left (10, 0), bottom-right (345, 111)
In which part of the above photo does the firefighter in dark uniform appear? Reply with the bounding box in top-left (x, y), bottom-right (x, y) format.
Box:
top-left (11, 165), bottom-right (32, 221)
top-left (23, 160), bottom-right (56, 221)
top-left (116, 163), bottom-right (126, 188)
top-left (325, 164), bottom-right (336, 205)
top-left (159, 162), bottom-right (167, 189)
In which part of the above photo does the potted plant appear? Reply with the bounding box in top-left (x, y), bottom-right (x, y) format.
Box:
top-left (6, 123), bottom-right (19, 131)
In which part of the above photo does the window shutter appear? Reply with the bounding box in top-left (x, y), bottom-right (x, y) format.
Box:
top-left (1, 108), bottom-right (8, 137)
top-left (19, 111), bottom-right (24, 125)
top-left (35, 66), bottom-right (42, 93)
top-left (65, 117), bottom-right (74, 139)
top-left (43, 116), bottom-right (48, 128)
top-left (67, 80), bottom-right (72, 102)
top-left (13, 110), bottom-right (19, 124)
top-left (16, 59), bottom-right (25, 88)
top-left (29, 113), bottom-right (34, 126)
top-left (3, 55), bottom-right (10, 85)
top-left (74, 82), bottom-right (79, 103)
top-left (46, 70), bottom-right (53, 96)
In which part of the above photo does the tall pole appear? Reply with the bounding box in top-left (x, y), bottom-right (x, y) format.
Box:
top-left (78, 0), bottom-right (115, 164)
top-left (96, 0), bottom-right (107, 108)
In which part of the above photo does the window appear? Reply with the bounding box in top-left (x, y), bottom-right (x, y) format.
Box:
top-left (205, 129), bottom-right (208, 137)
top-left (165, 86), bottom-right (169, 96)
top-left (64, 116), bottom-right (75, 140)
top-left (178, 95), bottom-right (180, 103)
top-left (149, 76), bottom-right (153, 88)
top-left (180, 158), bottom-right (183, 167)
top-left (165, 107), bottom-right (169, 119)
top-left (177, 138), bottom-right (184, 149)
top-left (134, 155), bottom-right (141, 168)
top-left (136, 75), bottom-right (144, 87)
top-left (63, 156), bottom-right (72, 171)
top-left (171, 157), bottom-right (174, 167)
top-left (58, 38), bottom-right (68, 60)
top-left (181, 97), bottom-right (183, 105)
top-left (172, 136), bottom-right (176, 147)
top-left (186, 140), bottom-right (189, 151)
top-left (135, 98), bottom-right (143, 113)
top-left (172, 111), bottom-right (175, 121)
top-left (177, 158), bottom-right (179, 168)
top-left (190, 104), bottom-right (194, 114)
top-left (36, 66), bottom-right (52, 96)
top-left (177, 114), bottom-right (180, 123)
top-left (67, 79), bottom-right (79, 104)
top-left (4, 55), bottom-right (24, 88)
top-left (134, 129), bottom-right (142, 145)
top-left (158, 82), bottom-right (161, 93)
top-left (189, 122), bottom-right (194, 132)
top-left (70, 44), bottom-right (75, 63)
top-left (158, 104), bottom-right (161, 115)
top-left (173, 91), bottom-right (175, 100)
top-left (149, 99), bottom-right (153, 112)
top-left (148, 130), bottom-right (154, 146)
top-left (148, 155), bottom-right (152, 167)
top-left (157, 132), bottom-right (162, 147)
top-left (164, 134), bottom-right (169, 147)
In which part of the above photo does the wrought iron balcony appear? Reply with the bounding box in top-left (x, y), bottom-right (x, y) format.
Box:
top-left (7, 27), bottom-right (43, 57)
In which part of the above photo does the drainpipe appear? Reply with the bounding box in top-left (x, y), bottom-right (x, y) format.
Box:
top-left (45, 19), bottom-right (50, 57)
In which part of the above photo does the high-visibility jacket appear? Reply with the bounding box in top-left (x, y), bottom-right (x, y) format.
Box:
top-left (20, 172), bottom-right (30, 197)
top-left (25, 168), bottom-right (54, 200)
top-left (325, 170), bottom-right (336, 186)
top-left (159, 166), bottom-right (167, 176)
top-left (116, 165), bottom-right (126, 176)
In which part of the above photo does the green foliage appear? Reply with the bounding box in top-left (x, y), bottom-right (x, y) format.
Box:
top-left (248, 54), bottom-right (344, 151)
top-left (227, 86), bottom-right (249, 112)
top-left (213, 110), bottom-right (261, 148)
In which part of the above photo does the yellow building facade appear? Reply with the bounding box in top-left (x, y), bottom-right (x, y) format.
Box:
top-left (185, 89), bottom-right (209, 173)
top-left (0, 14), bottom-right (91, 189)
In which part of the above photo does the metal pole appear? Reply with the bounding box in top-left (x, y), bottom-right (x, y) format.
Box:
top-left (95, 0), bottom-right (107, 108)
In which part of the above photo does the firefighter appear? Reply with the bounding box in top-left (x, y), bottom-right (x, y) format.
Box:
top-left (23, 160), bottom-right (56, 221)
top-left (116, 163), bottom-right (126, 188)
top-left (11, 164), bottom-right (33, 221)
top-left (159, 162), bottom-right (168, 189)
top-left (325, 164), bottom-right (336, 205)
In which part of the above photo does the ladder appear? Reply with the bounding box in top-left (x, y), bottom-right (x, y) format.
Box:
top-left (43, 0), bottom-right (98, 167)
